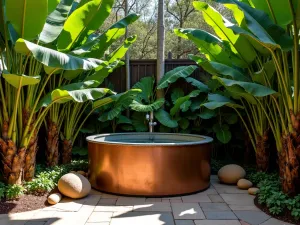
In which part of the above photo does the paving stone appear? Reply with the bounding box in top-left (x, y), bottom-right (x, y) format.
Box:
top-left (215, 187), bottom-right (248, 194)
top-left (200, 203), bottom-right (231, 211)
top-left (89, 189), bottom-right (103, 195)
top-left (116, 197), bottom-right (146, 206)
top-left (260, 218), bottom-right (294, 225)
top-left (162, 199), bottom-right (170, 203)
top-left (101, 193), bottom-right (119, 199)
top-left (133, 203), bottom-right (172, 212)
top-left (240, 221), bottom-right (251, 225)
top-left (199, 188), bottom-right (218, 195)
top-left (220, 194), bottom-right (255, 206)
top-left (97, 198), bottom-right (117, 205)
top-left (170, 199), bottom-right (183, 203)
top-left (229, 205), bottom-right (260, 211)
top-left (25, 222), bottom-right (46, 225)
top-left (87, 212), bottom-right (113, 223)
top-left (94, 205), bottom-right (133, 212)
top-left (210, 175), bottom-right (218, 181)
top-left (110, 212), bottom-right (175, 225)
top-left (146, 198), bottom-right (162, 202)
top-left (85, 223), bottom-right (110, 225)
top-left (194, 220), bottom-right (241, 225)
top-left (233, 210), bottom-right (271, 225)
top-left (182, 194), bottom-right (211, 203)
top-left (208, 194), bottom-right (224, 203)
top-left (204, 211), bottom-right (237, 220)
top-left (44, 211), bottom-right (86, 225)
top-left (162, 196), bottom-right (182, 200)
top-left (45, 198), bottom-right (84, 212)
top-left (29, 211), bottom-right (56, 222)
top-left (175, 220), bottom-right (195, 225)
top-left (171, 203), bottom-right (205, 220)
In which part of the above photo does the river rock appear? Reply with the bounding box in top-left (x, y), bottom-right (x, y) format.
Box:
top-left (58, 173), bottom-right (91, 199)
top-left (248, 187), bottom-right (259, 195)
top-left (237, 179), bottom-right (253, 189)
top-left (218, 164), bottom-right (246, 184)
top-left (48, 193), bottom-right (62, 205)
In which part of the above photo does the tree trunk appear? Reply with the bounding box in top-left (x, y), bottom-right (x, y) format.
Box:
top-left (279, 110), bottom-right (300, 195)
top-left (46, 120), bottom-right (59, 167)
top-left (280, 134), bottom-right (299, 195)
top-left (156, 0), bottom-right (165, 99)
top-left (256, 131), bottom-right (269, 172)
top-left (0, 121), bottom-right (26, 184)
top-left (62, 139), bottom-right (72, 164)
top-left (23, 109), bottom-right (38, 181)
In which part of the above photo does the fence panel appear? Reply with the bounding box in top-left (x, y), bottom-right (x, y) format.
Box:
top-left (105, 59), bottom-right (205, 92)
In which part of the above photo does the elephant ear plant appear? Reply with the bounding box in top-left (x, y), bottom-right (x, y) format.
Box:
top-left (176, 0), bottom-right (300, 195)
top-left (129, 66), bottom-right (199, 131)
top-left (0, 0), bottom-right (139, 184)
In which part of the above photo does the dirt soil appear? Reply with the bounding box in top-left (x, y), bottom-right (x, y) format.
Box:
top-left (0, 194), bottom-right (49, 214)
top-left (254, 196), bottom-right (299, 225)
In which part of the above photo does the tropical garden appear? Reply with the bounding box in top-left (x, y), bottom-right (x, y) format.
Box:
top-left (0, 0), bottom-right (300, 224)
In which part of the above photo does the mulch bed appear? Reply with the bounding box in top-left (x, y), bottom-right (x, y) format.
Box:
top-left (254, 196), bottom-right (299, 225)
top-left (0, 194), bottom-right (49, 214)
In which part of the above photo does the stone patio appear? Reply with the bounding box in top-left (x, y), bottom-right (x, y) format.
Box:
top-left (0, 176), bottom-right (294, 225)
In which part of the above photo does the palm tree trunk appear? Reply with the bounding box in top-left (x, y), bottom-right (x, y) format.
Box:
top-left (62, 139), bottom-right (72, 164)
top-left (23, 109), bottom-right (38, 181)
top-left (256, 131), bottom-right (269, 172)
top-left (280, 134), bottom-right (299, 195)
top-left (0, 121), bottom-right (25, 184)
top-left (46, 120), bottom-right (59, 167)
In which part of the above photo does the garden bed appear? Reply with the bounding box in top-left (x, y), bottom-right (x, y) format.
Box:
top-left (254, 197), bottom-right (299, 225)
top-left (0, 194), bottom-right (48, 214)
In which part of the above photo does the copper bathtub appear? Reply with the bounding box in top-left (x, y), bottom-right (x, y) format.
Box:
top-left (87, 133), bottom-right (213, 197)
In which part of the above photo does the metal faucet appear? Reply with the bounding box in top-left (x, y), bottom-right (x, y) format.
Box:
top-left (146, 111), bottom-right (157, 133)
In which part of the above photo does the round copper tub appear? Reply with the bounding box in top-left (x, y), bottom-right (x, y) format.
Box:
top-left (87, 133), bottom-right (213, 196)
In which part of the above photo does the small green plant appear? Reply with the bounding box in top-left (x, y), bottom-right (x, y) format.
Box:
top-left (25, 174), bottom-right (56, 194)
top-left (266, 191), bottom-right (287, 215)
top-left (0, 182), bottom-right (6, 199)
top-left (5, 184), bottom-right (25, 200)
top-left (248, 172), bottom-right (278, 185)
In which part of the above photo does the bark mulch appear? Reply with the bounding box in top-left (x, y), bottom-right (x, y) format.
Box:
top-left (0, 194), bottom-right (49, 214)
top-left (254, 196), bottom-right (299, 225)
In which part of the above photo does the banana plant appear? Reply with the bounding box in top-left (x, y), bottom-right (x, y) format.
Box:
top-left (175, 1), bottom-right (278, 173)
top-left (0, 0), bottom-right (139, 184)
top-left (129, 66), bottom-right (198, 131)
top-left (176, 0), bottom-right (300, 194)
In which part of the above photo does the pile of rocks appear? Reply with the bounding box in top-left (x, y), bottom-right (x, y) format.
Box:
top-left (218, 164), bottom-right (259, 195)
top-left (48, 171), bottom-right (91, 205)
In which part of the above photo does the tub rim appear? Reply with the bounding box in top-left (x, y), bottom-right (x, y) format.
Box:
top-left (86, 132), bottom-right (213, 146)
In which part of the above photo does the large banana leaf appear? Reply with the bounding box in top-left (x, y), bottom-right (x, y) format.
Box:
top-left (72, 13), bottom-right (140, 57)
top-left (57, 0), bottom-right (114, 51)
top-left (99, 89), bottom-right (142, 121)
top-left (213, 76), bottom-right (276, 97)
top-left (130, 98), bottom-right (165, 112)
top-left (170, 90), bottom-right (200, 116)
top-left (246, 0), bottom-right (293, 27)
top-left (84, 60), bottom-right (124, 83)
top-left (202, 93), bottom-right (243, 109)
top-left (157, 66), bottom-right (197, 89)
top-left (6, 0), bottom-right (48, 40)
top-left (132, 77), bottom-right (155, 103)
top-left (2, 74), bottom-right (40, 88)
top-left (131, 112), bottom-right (148, 132)
top-left (175, 28), bottom-right (243, 67)
top-left (171, 88), bottom-right (184, 104)
top-left (48, 0), bottom-right (61, 15)
top-left (107, 35), bottom-right (137, 63)
top-left (194, 1), bottom-right (256, 66)
top-left (15, 39), bottom-right (106, 71)
top-left (216, 0), bottom-right (293, 51)
top-left (92, 89), bottom-right (142, 109)
top-left (154, 109), bottom-right (178, 128)
top-left (252, 60), bottom-right (276, 85)
top-left (185, 77), bottom-right (210, 93)
top-left (213, 123), bottom-right (232, 144)
top-left (189, 55), bottom-right (250, 82)
top-left (37, 80), bottom-right (100, 110)
top-left (40, 0), bottom-right (74, 44)
top-left (52, 88), bottom-right (114, 104)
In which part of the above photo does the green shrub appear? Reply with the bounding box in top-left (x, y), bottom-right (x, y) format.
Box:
top-left (5, 184), bottom-right (25, 200)
top-left (249, 172), bottom-right (300, 220)
top-left (0, 182), bottom-right (6, 199)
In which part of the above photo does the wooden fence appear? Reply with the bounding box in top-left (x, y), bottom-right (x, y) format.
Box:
top-left (104, 59), bottom-right (206, 92)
